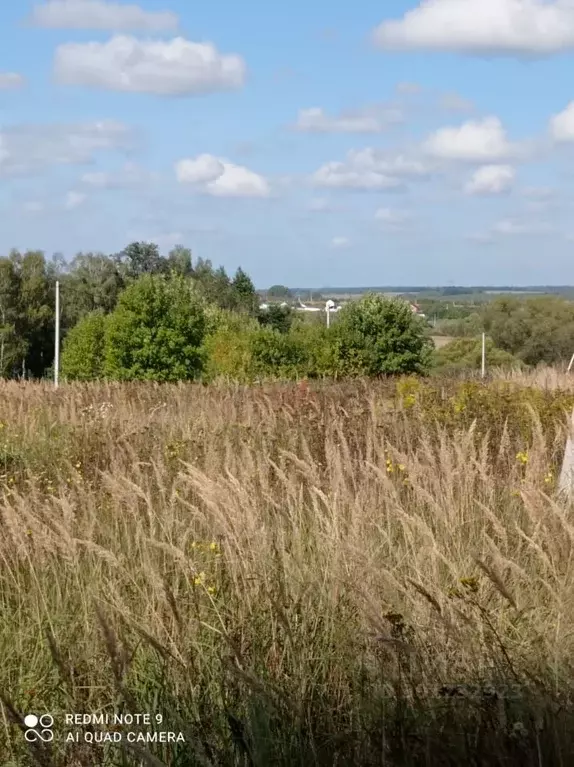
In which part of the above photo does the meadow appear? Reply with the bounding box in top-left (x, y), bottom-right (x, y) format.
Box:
top-left (3, 373), bottom-right (574, 765)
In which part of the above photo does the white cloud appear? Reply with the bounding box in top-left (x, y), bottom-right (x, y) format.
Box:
top-left (54, 36), bottom-right (246, 96)
top-left (175, 154), bottom-right (224, 184)
top-left (175, 154), bottom-right (270, 198)
top-left (0, 72), bottom-right (25, 89)
top-left (423, 117), bottom-right (518, 161)
top-left (0, 121), bottom-right (133, 176)
top-left (295, 105), bottom-right (402, 133)
top-left (375, 207), bottom-right (411, 229)
top-left (331, 236), bottom-right (350, 248)
top-left (550, 102), bottom-right (574, 142)
top-left (31, 0), bottom-right (178, 31)
top-left (464, 164), bottom-right (515, 195)
top-left (312, 163), bottom-right (401, 190)
top-left (373, 0), bottom-right (574, 55)
top-left (64, 191), bottom-right (87, 209)
top-left (311, 148), bottom-right (430, 190)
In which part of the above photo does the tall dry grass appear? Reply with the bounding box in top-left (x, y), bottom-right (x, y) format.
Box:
top-left (1, 378), bottom-right (574, 765)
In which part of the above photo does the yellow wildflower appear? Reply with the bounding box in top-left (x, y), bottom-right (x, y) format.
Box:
top-left (516, 451), bottom-right (528, 465)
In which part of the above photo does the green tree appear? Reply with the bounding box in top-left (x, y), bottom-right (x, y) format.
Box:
top-left (432, 336), bottom-right (522, 375)
top-left (267, 285), bottom-right (291, 298)
top-left (104, 274), bottom-right (206, 381)
top-left (483, 297), bottom-right (574, 365)
top-left (61, 310), bottom-right (106, 381)
top-left (0, 258), bottom-right (24, 377)
top-left (257, 304), bottom-right (293, 334)
top-left (167, 246), bottom-right (193, 276)
top-left (192, 258), bottom-right (236, 309)
top-left (62, 252), bottom-right (125, 328)
top-left (332, 294), bottom-right (433, 376)
top-left (116, 241), bottom-right (167, 280)
top-left (232, 267), bottom-right (259, 314)
top-left (249, 327), bottom-right (309, 379)
top-left (434, 312), bottom-right (484, 338)
top-left (12, 250), bottom-right (55, 378)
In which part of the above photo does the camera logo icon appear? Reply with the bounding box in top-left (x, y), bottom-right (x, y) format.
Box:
top-left (24, 714), bottom-right (54, 743)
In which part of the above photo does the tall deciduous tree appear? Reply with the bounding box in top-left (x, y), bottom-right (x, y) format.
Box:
top-left (104, 274), bottom-right (207, 381)
top-left (11, 250), bottom-right (55, 378)
top-left (116, 241), bottom-right (167, 280)
top-left (61, 252), bottom-right (125, 328)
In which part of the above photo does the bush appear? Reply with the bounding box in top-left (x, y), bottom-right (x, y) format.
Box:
top-left (257, 304), bottom-right (294, 334)
top-left (433, 336), bottom-right (523, 375)
top-left (331, 294), bottom-right (433, 377)
top-left (249, 327), bottom-right (309, 379)
top-left (483, 296), bottom-right (574, 365)
top-left (290, 322), bottom-right (340, 378)
top-left (61, 310), bottom-right (106, 381)
top-left (104, 274), bottom-right (206, 382)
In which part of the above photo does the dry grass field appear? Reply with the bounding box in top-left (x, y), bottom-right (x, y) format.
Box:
top-left (2, 373), bottom-right (574, 765)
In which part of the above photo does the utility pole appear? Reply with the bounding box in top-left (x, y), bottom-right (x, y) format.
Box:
top-left (54, 281), bottom-right (60, 388)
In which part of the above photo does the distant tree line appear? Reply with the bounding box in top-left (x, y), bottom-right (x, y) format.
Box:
top-left (0, 242), bottom-right (260, 380)
top-left (427, 295), bottom-right (574, 371)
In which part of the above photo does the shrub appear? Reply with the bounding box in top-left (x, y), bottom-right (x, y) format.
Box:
top-left (249, 327), bottom-right (309, 379)
top-left (257, 304), bottom-right (294, 334)
top-left (291, 322), bottom-right (340, 378)
top-left (433, 336), bottom-right (523, 375)
top-left (103, 274), bottom-right (206, 382)
top-left (61, 310), bottom-right (106, 381)
top-left (331, 294), bottom-right (433, 376)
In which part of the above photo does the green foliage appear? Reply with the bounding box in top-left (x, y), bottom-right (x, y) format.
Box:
top-left (201, 308), bottom-right (259, 382)
top-left (433, 312), bottom-right (484, 338)
top-left (166, 245), bottom-right (193, 276)
top-left (103, 274), bottom-right (206, 381)
top-left (483, 296), bottom-right (574, 365)
top-left (6, 250), bottom-right (55, 378)
top-left (290, 322), bottom-right (340, 378)
top-left (267, 284), bottom-right (291, 298)
top-left (249, 327), bottom-right (310, 379)
top-left (232, 267), bottom-right (259, 314)
top-left (331, 294), bottom-right (433, 376)
top-left (202, 327), bottom-right (254, 382)
top-left (117, 241), bottom-right (167, 279)
top-left (404, 378), bottom-right (574, 451)
top-left (61, 310), bottom-right (106, 381)
top-left (433, 336), bottom-right (522, 374)
top-left (61, 252), bottom-right (125, 328)
top-left (257, 304), bottom-right (294, 334)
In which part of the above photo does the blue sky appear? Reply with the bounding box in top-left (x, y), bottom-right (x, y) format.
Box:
top-left (3, 1), bottom-right (574, 286)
